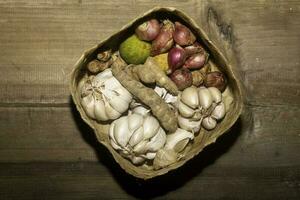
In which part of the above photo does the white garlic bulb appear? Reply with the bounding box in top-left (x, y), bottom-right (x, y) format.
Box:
top-left (80, 69), bottom-right (133, 121)
top-left (177, 86), bottom-right (226, 132)
top-left (109, 112), bottom-right (167, 165)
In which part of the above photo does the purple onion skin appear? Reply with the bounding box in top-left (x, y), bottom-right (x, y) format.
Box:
top-left (168, 46), bottom-right (186, 73)
top-left (151, 20), bottom-right (174, 56)
top-left (135, 19), bottom-right (160, 41)
top-left (170, 68), bottom-right (193, 91)
top-left (204, 71), bottom-right (227, 92)
top-left (184, 42), bottom-right (205, 56)
top-left (183, 53), bottom-right (207, 70)
top-left (173, 22), bottom-right (196, 46)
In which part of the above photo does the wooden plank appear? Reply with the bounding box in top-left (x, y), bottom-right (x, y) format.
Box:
top-left (0, 106), bottom-right (98, 162)
top-left (0, 162), bottom-right (299, 199)
top-left (0, 0), bottom-right (299, 106)
top-left (0, 105), bottom-right (299, 168)
top-left (0, 0), bottom-right (195, 105)
top-left (196, 0), bottom-right (300, 106)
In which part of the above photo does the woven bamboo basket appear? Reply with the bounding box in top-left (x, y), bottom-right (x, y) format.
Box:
top-left (70, 7), bottom-right (244, 179)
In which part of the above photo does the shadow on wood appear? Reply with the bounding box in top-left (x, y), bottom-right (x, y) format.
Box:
top-left (70, 96), bottom-right (244, 198)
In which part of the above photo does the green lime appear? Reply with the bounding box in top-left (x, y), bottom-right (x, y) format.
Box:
top-left (119, 34), bottom-right (151, 64)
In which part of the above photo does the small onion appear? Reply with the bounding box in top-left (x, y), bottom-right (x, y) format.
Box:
top-left (184, 42), bottom-right (204, 56)
top-left (170, 68), bottom-right (192, 91)
top-left (168, 46), bottom-right (186, 72)
top-left (204, 71), bottom-right (227, 92)
top-left (173, 22), bottom-right (196, 46)
top-left (135, 19), bottom-right (160, 41)
top-left (183, 52), bottom-right (207, 70)
top-left (151, 20), bottom-right (174, 56)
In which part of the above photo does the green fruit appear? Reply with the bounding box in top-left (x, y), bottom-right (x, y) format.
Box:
top-left (119, 35), bottom-right (151, 64)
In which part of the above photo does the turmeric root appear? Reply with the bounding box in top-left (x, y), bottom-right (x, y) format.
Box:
top-left (111, 56), bottom-right (178, 133)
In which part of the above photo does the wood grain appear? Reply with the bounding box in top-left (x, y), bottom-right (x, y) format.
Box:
top-left (0, 104), bottom-right (299, 167)
top-left (0, 0), bottom-right (299, 199)
top-left (0, 0), bottom-right (299, 106)
top-left (0, 163), bottom-right (299, 200)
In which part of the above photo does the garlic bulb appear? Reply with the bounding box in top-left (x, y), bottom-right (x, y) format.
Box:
top-left (109, 112), bottom-right (167, 165)
top-left (177, 86), bottom-right (226, 132)
top-left (80, 69), bottom-right (133, 121)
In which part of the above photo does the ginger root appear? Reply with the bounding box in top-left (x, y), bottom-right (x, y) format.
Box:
top-left (133, 57), bottom-right (178, 95)
top-left (112, 56), bottom-right (178, 133)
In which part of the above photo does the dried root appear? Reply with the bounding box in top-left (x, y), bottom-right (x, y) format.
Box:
top-left (133, 57), bottom-right (178, 95)
top-left (111, 56), bottom-right (178, 133)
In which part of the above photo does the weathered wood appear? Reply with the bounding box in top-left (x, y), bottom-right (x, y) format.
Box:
top-left (0, 162), bottom-right (299, 200)
top-left (0, 105), bottom-right (299, 168)
top-left (0, 0), bottom-right (299, 199)
top-left (0, 0), bottom-right (299, 105)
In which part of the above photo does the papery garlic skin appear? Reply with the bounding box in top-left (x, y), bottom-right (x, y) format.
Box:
top-left (165, 128), bottom-right (194, 153)
top-left (177, 86), bottom-right (226, 132)
top-left (109, 112), bottom-right (167, 165)
top-left (80, 69), bottom-right (133, 121)
top-left (154, 86), bottom-right (178, 105)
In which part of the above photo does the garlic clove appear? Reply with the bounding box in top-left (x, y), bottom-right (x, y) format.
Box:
top-left (208, 87), bottom-right (222, 104)
top-left (104, 102), bottom-right (121, 119)
top-left (165, 128), bottom-right (194, 153)
top-left (110, 138), bottom-right (122, 151)
top-left (178, 100), bottom-right (195, 118)
top-left (198, 87), bottom-right (213, 110)
top-left (128, 127), bottom-right (144, 147)
top-left (109, 123), bottom-right (123, 150)
top-left (133, 140), bottom-right (148, 155)
top-left (153, 149), bottom-right (178, 170)
top-left (202, 116), bottom-right (217, 130)
top-left (146, 128), bottom-right (167, 152)
top-left (211, 102), bottom-right (226, 120)
top-left (178, 115), bottom-right (201, 133)
top-left (181, 86), bottom-right (199, 109)
top-left (142, 152), bottom-right (157, 160)
top-left (131, 156), bottom-right (145, 165)
top-left (113, 116), bottom-right (131, 147)
top-left (128, 113), bottom-right (144, 132)
top-left (109, 122), bottom-right (116, 142)
top-left (191, 112), bottom-right (202, 120)
top-left (108, 97), bottom-right (130, 114)
top-left (132, 105), bottom-right (150, 116)
top-left (114, 85), bottom-right (132, 103)
top-left (81, 95), bottom-right (96, 119)
top-left (94, 100), bottom-right (109, 121)
top-left (143, 116), bottom-right (160, 140)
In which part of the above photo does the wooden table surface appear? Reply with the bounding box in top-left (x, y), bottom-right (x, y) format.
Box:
top-left (0, 0), bottom-right (299, 199)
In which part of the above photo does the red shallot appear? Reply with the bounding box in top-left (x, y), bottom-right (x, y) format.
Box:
top-left (151, 20), bottom-right (174, 56)
top-left (170, 68), bottom-right (193, 91)
top-left (183, 52), bottom-right (208, 70)
top-left (184, 42), bottom-right (204, 56)
top-left (173, 22), bottom-right (196, 46)
top-left (135, 19), bottom-right (160, 41)
top-left (168, 45), bottom-right (186, 73)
